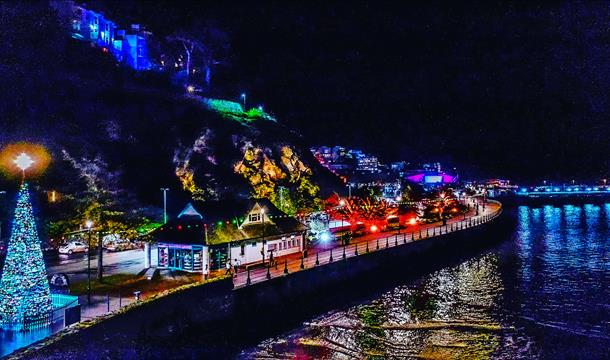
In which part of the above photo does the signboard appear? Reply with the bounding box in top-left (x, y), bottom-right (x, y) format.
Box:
top-left (64, 305), bottom-right (81, 326)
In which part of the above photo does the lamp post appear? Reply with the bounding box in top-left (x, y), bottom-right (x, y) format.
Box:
top-left (85, 220), bottom-right (93, 304)
top-left (339, 199), bottom-right (346, 246)
top-left (240, 93), bottom-right (247, 110)
top-left (396, 196), bottom-right (402, 235)
top-left (160, 188), bottom-right (169, 224)
top-left (261, 207), bottom-right (266, 265)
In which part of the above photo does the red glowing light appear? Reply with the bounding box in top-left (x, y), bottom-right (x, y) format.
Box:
top-left (370, 225), bottom-right (378, 232)
top-left (177, 225), bottom-right (182, 230)
top-left (408, 218), bottom-right (417, 225)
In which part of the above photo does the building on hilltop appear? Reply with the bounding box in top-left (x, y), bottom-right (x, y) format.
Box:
top-left (50, 0), bottom-right (153, 71)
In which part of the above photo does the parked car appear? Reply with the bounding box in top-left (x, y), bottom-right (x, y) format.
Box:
top-left (58, 241), bottom-right (88, 255)
top-left (104, 239), bottom-right (141, 252)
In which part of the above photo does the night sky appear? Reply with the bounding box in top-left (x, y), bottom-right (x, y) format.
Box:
top-left (11, 1), bottom-right (610, 181)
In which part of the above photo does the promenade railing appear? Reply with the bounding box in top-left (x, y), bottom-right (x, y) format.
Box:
top-left (236, 201), bottom-right (503, 288)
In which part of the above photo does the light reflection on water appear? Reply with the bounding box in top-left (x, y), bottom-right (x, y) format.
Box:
top-left (244, 204), bottom-right (610, 359)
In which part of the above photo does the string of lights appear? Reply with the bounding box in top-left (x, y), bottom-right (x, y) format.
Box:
top-left (0, 183), bottom-right (52, 329)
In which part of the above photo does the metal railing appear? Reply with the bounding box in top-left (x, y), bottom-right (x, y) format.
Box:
top-left (237, 202), bottom-right (503, 288)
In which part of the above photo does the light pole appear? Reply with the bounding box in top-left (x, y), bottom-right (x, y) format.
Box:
top-left (339, 199), bottom-right (346, 245)
top-left (396, 195), bottom-right (402, 235)
top-left (240, 93), bottom-right (247, 110)
top-left (261, 207), bottom-right (266, 265)
top-left (160, 188), bottom-right (169, 224)
top-left (85, 220), bottom-right (93, 304)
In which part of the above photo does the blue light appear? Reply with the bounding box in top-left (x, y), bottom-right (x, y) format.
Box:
top-left (520, 188), bottom-right (527, 192)
top-left (554, 187), bottom-right (560, 191)
top-left (319, 232), bottom-right (331, 242)
top-left (586, 187), bottom-right (592, 191)
top-left (545, 188), bottom-right (551, 192)
top-left (568, 188), bottom-right (573, 192)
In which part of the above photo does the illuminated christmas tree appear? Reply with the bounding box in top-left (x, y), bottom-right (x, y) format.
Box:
top-left (0, 182), bottom-right (52, 328)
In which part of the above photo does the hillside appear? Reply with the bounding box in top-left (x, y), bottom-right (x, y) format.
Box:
top-left (0, 3), bottom-right (342, 235)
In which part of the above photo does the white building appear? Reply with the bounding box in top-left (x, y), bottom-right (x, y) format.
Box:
top-left (152, 199), bottom-right (307, 273)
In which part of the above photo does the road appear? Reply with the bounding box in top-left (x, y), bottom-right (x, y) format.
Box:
top-left (44, 248), bottom-right (155, 284)
top-left (233, 201), bottom-right (502, 288)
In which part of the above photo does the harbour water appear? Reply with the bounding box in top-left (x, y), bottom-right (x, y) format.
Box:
top-left (243, 204), bottom-right (610, 359)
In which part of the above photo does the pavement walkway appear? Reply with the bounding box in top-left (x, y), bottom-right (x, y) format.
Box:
top-left (233, 200), bottom-right (501, 288)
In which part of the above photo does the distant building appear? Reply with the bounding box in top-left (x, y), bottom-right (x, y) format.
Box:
top-left (404, 170), bottom-right (457, 188)
top-left (390, 161), bottom-right (406, 173)
top-left (422, 162), bottom-right (442, 173)
top-left (151, 199), bottom-right (307, 273)
top-left (354, 152), bottom-right (380, 173)
top-left (50, 0), bottom-right (152, 71)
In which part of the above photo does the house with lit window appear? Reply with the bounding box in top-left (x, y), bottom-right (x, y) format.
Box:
top-left (50, 0), bottom-right (152, 71)
top-left (152, 199), bottom-right (307, 273)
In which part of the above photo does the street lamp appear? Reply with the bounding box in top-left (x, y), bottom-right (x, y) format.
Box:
top-left (85, 220), bottom-right (93, 304)
top-left (160, 188), bottom-right (169, 224)
top-left (260, 207), bottom-right (266, 265)
top-left (338, 199), bottom-right (346, 245)
top-left (240, 93), bottom-right (247, 110)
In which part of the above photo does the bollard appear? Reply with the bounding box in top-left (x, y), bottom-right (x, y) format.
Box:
top-left (119, 290), bottom-right (122, 308)
top-left (411, 232), bottom-right (414, 242)
top-left (300, 256), bottom-right (305, 269)
top-left (107, 293), bottom-right (110, 312)
top-left (330, 249), bottom-right (334, 262)
top-left (266, 265), bottom-right (271, 279)
top-left (403, 233), bottom-right (407, 244)
top-left (395, 236), bottom-right (398, 246)
top-left (284, 259), bottom-right (289, 274)
top-left (366, 241), bottom-right (370, 253)
top-left (246, 268), bottom-right (251, 285)
top-left (419, 229), bottom-right (422, 239)
top-left (315, 252), bottom-right (320, 266)
top-left (355, 244), bottom-right (359, 256)
top-left (376, 238), bottom-right (380, 250)
top-left (427, 228), bottom-right (429, 237)
top-left (342, 246), bottom-right (346, 260)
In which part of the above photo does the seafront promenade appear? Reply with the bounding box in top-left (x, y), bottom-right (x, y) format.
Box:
top-left (234, 200), bottom-right (502, 288)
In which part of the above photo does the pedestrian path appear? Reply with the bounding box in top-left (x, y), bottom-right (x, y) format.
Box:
top-left (233, 200), bottom-right (502, 288)
top-left (79, 294), bottom-right (135, 320)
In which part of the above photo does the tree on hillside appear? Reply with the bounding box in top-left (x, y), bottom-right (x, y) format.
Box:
top-left (166, 21), bottom-right (229, 87)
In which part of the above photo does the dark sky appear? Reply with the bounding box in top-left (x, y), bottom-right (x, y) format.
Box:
top-left (97, 1), bottom-right (609, 181)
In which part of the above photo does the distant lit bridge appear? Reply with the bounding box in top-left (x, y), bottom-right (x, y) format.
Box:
top-left (516, 185), bottom-right (610, 197)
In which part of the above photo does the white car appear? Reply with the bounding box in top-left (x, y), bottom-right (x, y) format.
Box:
top-left (58, 241), bottom-right (88, 255)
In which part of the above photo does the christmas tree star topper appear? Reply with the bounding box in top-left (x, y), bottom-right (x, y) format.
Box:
top-left (13, 152), bottom-right (34, 182)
